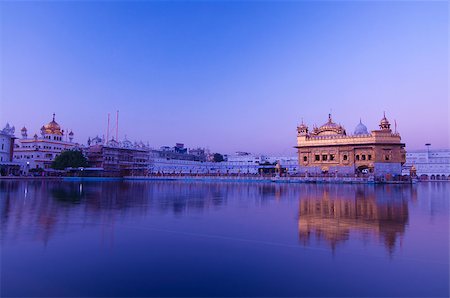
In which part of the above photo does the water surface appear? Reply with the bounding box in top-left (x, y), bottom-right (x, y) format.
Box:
top-left (1, 180), bottom-right (449, 297)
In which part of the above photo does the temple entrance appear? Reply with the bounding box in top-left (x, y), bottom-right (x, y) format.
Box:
top-left (356, 165), bottom-right (370, 175)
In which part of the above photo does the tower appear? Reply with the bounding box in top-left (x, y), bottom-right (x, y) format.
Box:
top-left (21, 126), bottom-right (27, 139)
top-left (297, 119), bottom-right (309, 136)
top-left (379, 112), bottom-right (391, 131)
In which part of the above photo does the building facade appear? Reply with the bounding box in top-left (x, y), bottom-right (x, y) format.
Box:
top-left (402, 149), bottom-right (450, 180)
top-left (296, 114), bottom-right (406, 178)
top-left (0, 123), bottom-right (20, 175)
top-left (85, 138), bottom-right (149, 176)
top-left (13, 114), bottom-right (77, 171)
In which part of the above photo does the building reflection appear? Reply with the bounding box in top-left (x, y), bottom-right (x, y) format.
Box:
top-left (298, 185), bottom-right (410, 254)
top-left (0, 180), bottom-right (288, 245)
top-left (1, 180), bottom-right (421, 254)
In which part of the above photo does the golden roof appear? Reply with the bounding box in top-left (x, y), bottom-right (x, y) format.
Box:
top-left (312, 114), bottom-right (346, 136)
top-left (42, 113), bottom-right (62, 135)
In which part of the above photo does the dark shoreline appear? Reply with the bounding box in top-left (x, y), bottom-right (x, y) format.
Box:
top-left (0, 175), bottom-right (432, 184)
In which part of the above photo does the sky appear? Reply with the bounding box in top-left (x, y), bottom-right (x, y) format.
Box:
top-left (0, 1), bottom-right (448, 155)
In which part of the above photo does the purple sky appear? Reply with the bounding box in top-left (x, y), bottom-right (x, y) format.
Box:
top-left (0, 1), bottom-right (448, 155)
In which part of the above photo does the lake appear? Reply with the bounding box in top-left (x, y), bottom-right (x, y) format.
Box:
top-left (1, 180), bottom-right (448, 297)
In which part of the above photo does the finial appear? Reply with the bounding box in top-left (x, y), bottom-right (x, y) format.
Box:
top-left (359, 118), bottom-right (362, 124)
top-left (383, 111), bottom-right (386, 118)
top-left (52, 113), bottom-right (55, 121)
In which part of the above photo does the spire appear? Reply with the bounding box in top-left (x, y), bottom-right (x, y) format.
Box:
top-left (52, 113), bottom-right (55, 122)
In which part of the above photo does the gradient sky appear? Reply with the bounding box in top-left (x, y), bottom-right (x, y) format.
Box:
top-left (0, 1), bottom-right (448, 155)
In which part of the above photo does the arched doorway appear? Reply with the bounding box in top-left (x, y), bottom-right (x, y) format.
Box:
top-left (356, 165), bottom-right (370, 175)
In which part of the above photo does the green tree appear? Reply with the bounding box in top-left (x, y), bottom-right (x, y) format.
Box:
top-left (51, 150), bottom-right (88, 170)
top-left (213, 153), bottom-right (224, 162)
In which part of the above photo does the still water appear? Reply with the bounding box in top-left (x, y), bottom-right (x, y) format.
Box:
top-left (1, 180), bottom-right (449, 297)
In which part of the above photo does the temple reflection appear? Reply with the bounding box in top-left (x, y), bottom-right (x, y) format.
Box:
top-left (298, 185), bottom-right (410, 254)
top-left (1, 181), bottom-right (419, 254)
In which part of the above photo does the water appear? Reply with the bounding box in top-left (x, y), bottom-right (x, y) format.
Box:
top-left (1, 180), bottom-right (449, 297)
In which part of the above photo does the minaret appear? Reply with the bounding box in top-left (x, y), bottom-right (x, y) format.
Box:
top-left (21, 126), bottom-right (28, 139)
top-left (297, 118), bottom-right (309, 136)
top-left (379, 112), bottom-right (391, 131)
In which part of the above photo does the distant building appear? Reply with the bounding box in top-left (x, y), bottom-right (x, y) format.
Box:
top-left (13, 114), bottom-right (77, 172)
top-left (402, 149), bottom-right (450, 180)
top-left (85, 137), bottom-right (149, 176)
top-left (147, 151), bottom-right (295, 175)
top-left (296, 113), bottom-right (406, 178)
top-left (151, 143), bottom-right (207, 162)
top-left (0, 123), bottom-right (20, 175)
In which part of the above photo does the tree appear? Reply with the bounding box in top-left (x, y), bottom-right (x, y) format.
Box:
top-left (213, 153), bottom-right (224, 162)
top-left (51, 150), bottom-right (88, 170)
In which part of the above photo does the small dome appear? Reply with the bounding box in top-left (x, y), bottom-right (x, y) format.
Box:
top-left (354, 119), bottom-right (368, 135)
top-left (297, 120), bottom-right (308, 135)
top-left (21, 126), bottom-right (27, 131)
top-left (69, 130), bottom-right (74, 136)
top-left (379, 112), bottom-right (391, 130)
top-left (298, 123), bottom-right (307, 130)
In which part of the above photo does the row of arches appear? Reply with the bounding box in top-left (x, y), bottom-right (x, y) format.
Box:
top-left (419, 174), bottom-right (450, 181)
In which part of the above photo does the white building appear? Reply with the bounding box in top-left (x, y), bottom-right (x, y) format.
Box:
top-left (0, 123), bottom-right (15, 163)
top-left (402, 149), bottom-right (450, 180)
top-left (148, 151), bottom-right (299, 175)
top-left (14, 114), bottom-right (77, 171)
top-left (0, 123), bottom-right (20, 175)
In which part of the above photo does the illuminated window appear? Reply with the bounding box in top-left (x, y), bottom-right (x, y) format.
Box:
top-left (330, 154), bottom-right (335, 161)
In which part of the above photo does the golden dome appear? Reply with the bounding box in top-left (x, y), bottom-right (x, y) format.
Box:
top-left (312, 114), bottom-right (346, 136)
top-left (42, 113), bottom-right (63, 135)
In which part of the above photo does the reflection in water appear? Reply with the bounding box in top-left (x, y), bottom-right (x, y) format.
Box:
top-left (0, 181), bottom-right (221, 244)
top-left (1, 180), bottom-right (448, 297)
top-left (298, 185), bottom-right (410, 254)
top-left (0, 180), bottom-right (430, 255)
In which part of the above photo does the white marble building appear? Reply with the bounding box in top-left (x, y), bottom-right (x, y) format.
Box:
top-left (402, 149), bottom-right (450, 180)
top-left (14, 114), bottom-right (77, 171)
top-left (0, 123), bottom-right (15, 163)
top-left (148, 152), bottom-right (298, 175)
